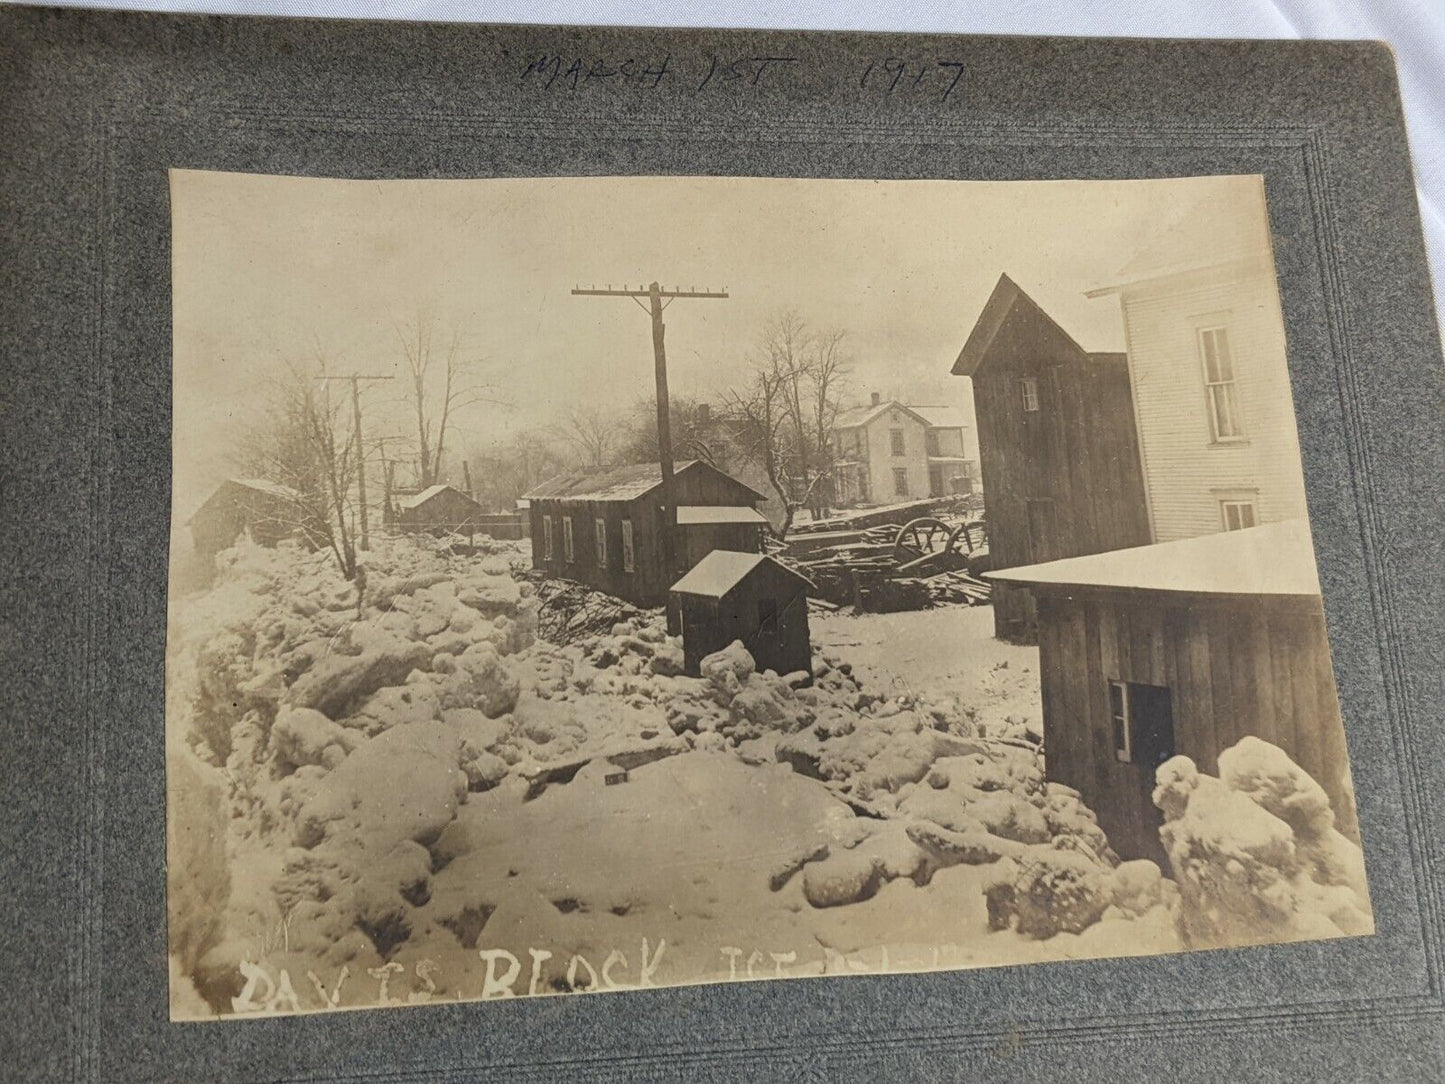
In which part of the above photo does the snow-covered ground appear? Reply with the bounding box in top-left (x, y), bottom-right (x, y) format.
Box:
top-left (165, 535), bottom-right (1370, 1018)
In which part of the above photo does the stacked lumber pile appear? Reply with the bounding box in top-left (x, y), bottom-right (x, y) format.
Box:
top-left (783, 524), bottom-right (991, 614)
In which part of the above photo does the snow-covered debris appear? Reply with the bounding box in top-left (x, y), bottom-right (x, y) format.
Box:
top-left (1153, 737), bottom-right (1372, 949)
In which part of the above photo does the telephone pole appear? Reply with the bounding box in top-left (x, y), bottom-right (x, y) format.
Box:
top-left (315, 373), bottom-right (395, 551)
top-left (572, 282), bottom-right (729, 609)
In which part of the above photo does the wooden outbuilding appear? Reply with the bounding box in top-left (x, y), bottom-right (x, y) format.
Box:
top-left (670, 551), bottom-right (814, 678)
top-left (522, 460), bottom-right (768, 606)
top-left (954, 274), bottom-right (1152, 642)
top-left (188, 478), bottom-right (307, 558)
top-left (395, 484), bottom-right (485, 535)
top-left (987, 519), bottom-right (1354, 865)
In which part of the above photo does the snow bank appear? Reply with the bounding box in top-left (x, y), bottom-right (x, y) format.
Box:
top-left (1154, 737), bottom-right (1372, 949)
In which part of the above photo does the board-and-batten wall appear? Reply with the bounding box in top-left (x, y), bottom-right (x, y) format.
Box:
top-left (1119, 265), bottom-right (1311, 542)
top-left (1036, 588), bottom-right (1353, 865)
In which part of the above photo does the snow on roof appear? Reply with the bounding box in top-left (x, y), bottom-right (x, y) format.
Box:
top-left (833, 401), bottom-right (932, 430)
top-left (396, 484), bottom-right (451, 510)
top-left (522, 460), bottom-right (764, 503)
top-left (986, 519), bottom-right (1322, 597)
top-left (670, 551), bottom-right (810, 598)
top-left (1088, 182), bottom-right (1273, 294)
top-left (229, 477), bottom-right (302, 501)
top-left (676, 505), bottom-right (770, 526)
top-left (909, 405), bottom-right (970, 430)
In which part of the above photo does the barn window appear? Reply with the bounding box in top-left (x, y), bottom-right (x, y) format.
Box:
top-left (594, 516), bottom-right (607, 567)
top-left (621, 519), bottom-right (635, 572)
top-left (1109, 680), bottom-right (1176, 768)
top-left (542, 515), bottom-right (554, 560)
top-left (1199, 325), bottom-right (1244, 441)
top-left (562, 516), bottom-right (575, 563)
top-left (1220, 499), bottom-right (1257, 531)
top-left (890, 428), bottom-right (906, 456)
top-left (1020, 377), bottom-right (1040, 413)
top-left (892, 467), bottom-right (909, 496)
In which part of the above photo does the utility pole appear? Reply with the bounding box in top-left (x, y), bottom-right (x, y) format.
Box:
top-left (571, 282), bottom-right (729, 616)
top-left (315, 373), bottom-right (395, 551)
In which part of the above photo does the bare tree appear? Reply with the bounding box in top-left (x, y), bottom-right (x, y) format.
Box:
top-left (722, 311), bottom-right (851, 535)
top-left (547, 403), bottom-right (620, 471)
top-left (237, 357), bottom-right (362, 580)
top-left (620, 395), bottom-right (727, 468)
top-left (398, 314), bottom-right (499, 489)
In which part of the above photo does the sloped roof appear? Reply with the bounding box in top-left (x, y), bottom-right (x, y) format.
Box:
top-left (833, 401), bottom-right (932, 430)
top-left (1088, 181), bottom-right (1273, 295)
top-left (954, 273), bottom-right (1117, 378)
top-left (670, 550), bottom-right (811, 599)
top-left (228, 477), bottom-right (303, 501)
top-left (396, 484), bottom-right (481, 511)
top-left (986, 519), bottom-right (1321, 597)
top-left (909, 405), bottom-right (970, 430)
top-left (522, 460), bottom-right (764, 503)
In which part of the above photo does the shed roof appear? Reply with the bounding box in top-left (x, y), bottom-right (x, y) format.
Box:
top-left (396, 484), bottom-right (481, 512)
top-left (670, 551), bottom-right (812, 599)
top-left (228, 477), bottom-right (303, 501)
top-left (986, 519), bottom-right (1321, 597)
top-left (676, 505), bottom-right (770, 526)
top-left (522, 460), bottom-right (764, 503)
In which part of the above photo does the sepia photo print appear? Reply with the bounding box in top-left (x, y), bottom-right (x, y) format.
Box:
top-left (166, 171), bottom-right (1372, 1019)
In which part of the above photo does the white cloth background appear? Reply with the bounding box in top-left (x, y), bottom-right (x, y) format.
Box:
top-left (24, 0), bottom-right (1445, 316)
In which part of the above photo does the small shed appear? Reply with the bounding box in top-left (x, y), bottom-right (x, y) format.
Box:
top-left (522, 461), bottom-right (768, 606)
top-left (670, 551), bottom-right (814, 678)
top-left (395, 484), bottom-right (485, 536)
top-left (987, 519), bottom-right (1354, 865)
top-left (188, 478), bottom-right (306, 557)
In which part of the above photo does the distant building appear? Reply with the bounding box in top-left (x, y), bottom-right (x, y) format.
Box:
top-left (395, 484), bottom-right (486, 535)
top-left (522, 461), bottom-right (768, 606)
top-left (987, 520), bottom-right (1354, 864)
top-left (671, 551), bottom-right (813, 678)
top-left (1086, 185), bottom-right (1310, 542)
top-left (954, 274), bottom-right (1153, 641)
top-left (831, 393), bottom-right (974, 506)
top-left (188, 478), bottom-right (308, 558)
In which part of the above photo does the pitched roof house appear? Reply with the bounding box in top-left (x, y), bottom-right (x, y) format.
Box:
top-left (831, 393), bottom-right (974, 507)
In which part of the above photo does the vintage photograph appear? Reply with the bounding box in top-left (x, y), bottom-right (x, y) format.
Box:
top-left (166, 171), bottom-right (1373, 1019)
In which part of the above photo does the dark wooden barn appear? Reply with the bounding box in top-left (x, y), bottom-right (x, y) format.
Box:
top-left (188, 478), bottom-right (307, 558)
top-left (670, 551), bottom-right (814, 678)
top-left (522, 461), bottom-right (768, 606)
top-left (987, 520), bottom-right (1355, 865)
top-left (954, 274), bottom-right (1152, 642)
top-left (394, 484), bottom-right (485, 535)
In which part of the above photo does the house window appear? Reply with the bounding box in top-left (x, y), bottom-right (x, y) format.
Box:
top-left (1020, 377), bottom-right (1040, 413)
top-left (925, 429), bottom-right (940, 457)
top-left (892, 468), bottom-right (909, 496)
top-left (621, 519), bottom-right (635, 572)
top-left (594, 516), bottom-right (607, 567)
top-left (1109, 680), bottom-right (1176, 768)
top-left (1220, 499), bottom-right (1257, 532)
top-left (562, 516), bottom-right (575, 563)
top-left (542, 515), bottom-right (554, 560)
top-left (1199, 325), bottom-right (1244, 441)
top-left (890, 428), bottom-right (906, 456)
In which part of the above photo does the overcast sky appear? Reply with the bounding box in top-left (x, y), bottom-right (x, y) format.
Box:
top-left (171, 171), bottom-right (1267, 516)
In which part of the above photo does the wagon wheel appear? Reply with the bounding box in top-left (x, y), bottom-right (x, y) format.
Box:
top-left (893, 517), bottom-right (954, 564)
top-left (947, 521), bottom-right (975, 556)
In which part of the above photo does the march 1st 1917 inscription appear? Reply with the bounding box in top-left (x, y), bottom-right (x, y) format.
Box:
top-left (166, 172), bottom-right (1372, 1019)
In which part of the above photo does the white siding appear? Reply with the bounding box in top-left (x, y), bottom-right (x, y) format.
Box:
top-left (1119, 264), bottom-right (1310, 543)
top-left (861, 409), bottom-right (928, 503)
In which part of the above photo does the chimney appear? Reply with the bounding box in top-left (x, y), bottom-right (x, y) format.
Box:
top-left (870, 391), bottom-right (881, 406)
